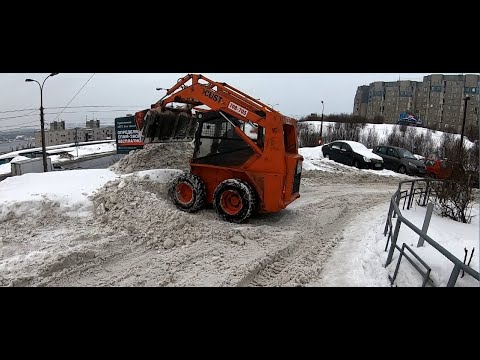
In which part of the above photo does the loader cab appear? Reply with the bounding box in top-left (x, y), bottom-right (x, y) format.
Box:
top-left (192, 111), bottom-right (264, 167)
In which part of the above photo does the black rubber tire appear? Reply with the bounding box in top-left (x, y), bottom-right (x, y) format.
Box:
top-left (325, 154), bottom-right (330, 160)
top-left (213, 179), bottom-right (257, 223)
top-left (398, 165), bottom-right (407, 174)
top-left (353, 159), bottom-right (360, 168)
top-left (168, 173), bottom-right (206, 213)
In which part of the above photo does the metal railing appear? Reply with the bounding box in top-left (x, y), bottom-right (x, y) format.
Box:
top-left (384, 178), bottom-right (480, 287)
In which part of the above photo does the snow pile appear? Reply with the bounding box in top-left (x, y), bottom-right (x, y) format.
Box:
top-left (344, 141), bottom-right (383, 160)
top-left (299, 146), bottom-right (325, 160)
top-left (0, 155), bottom-right (30, 175)
top-left (0, 169), bottom-right (117, 220)
top-left (307, 122), bottom-right (476, 149)
top-left (312, 199), bottom-right (479, 287)
top-left (91, 171), bottom-right (237, 250)
top-left (299, 145), bottom-right (409, 180)
top-left (0, 163), bottom-right (11, 175)
top-left (111, 142), bottom-right (194, 174)
top-left (49, 143), bottom-right (117, 163)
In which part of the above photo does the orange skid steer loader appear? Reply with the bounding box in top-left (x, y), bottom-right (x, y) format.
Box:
top-left (134, 74), bottom-right (303, 223)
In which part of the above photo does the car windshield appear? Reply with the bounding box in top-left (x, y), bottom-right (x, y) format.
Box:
top-left (397, 148), bottom-right (416, 159)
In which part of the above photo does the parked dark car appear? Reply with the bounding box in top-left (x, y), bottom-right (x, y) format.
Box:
top-left (322, 141), bottom-right (384, 169)
top-left (373, 145), bottom-right (426, 175)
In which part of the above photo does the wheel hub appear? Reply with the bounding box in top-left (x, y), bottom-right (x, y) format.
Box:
top-left (176, 183), bottom-right (193, 205)
top-left (221, 190), bottom-right (243, 215)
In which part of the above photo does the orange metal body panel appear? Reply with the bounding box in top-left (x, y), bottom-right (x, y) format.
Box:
top-left (150, 74), bottom-right (303, 214)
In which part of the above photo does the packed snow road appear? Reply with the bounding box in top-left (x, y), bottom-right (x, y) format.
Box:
top-left (0, 168), bottom-right (400, 287)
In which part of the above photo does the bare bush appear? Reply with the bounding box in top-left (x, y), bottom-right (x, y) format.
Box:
top-left (431, 135), bottom-right (477, 223)
top-left (386, 125), bottom-right (404, 147)
top-left (361, 127), bottom-right (380, 149)
top-left (328, 122), bottom-right (364, 143)
top-left (438, 132), bottom-right (459, 159)
top-left (298, 122), bottom-right (322, 147)
top-left (466, 125), bottom-right (479, 142)
top-left (433, 174), bottom-right (475, 223)
top-left (372, 115), bottom-right (385, 124)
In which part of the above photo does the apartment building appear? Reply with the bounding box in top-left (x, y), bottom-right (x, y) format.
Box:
top-left (35, 121), bottom-right (114, 147)
top-left (354, 74), bottom-right (480, 132)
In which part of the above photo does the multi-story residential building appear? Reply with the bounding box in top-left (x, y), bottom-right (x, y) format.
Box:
top-left (354, 74), bottom-right (480, 133)
top-left (50, 121), bottom-right (65, 130)
top-left (35, 121), bottom-right (114, 147)
top-left (86, 119), bottom-right (100, 129)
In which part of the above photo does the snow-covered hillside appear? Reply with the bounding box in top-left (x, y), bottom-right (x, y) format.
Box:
top-left (305, 121), bottom-right (476, 149)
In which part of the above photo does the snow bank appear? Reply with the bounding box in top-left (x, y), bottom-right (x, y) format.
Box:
top-left (0, 169), bottom-right (118, 219)
top-left (299, 145), bottom-right (407, 178)
top-left (313, 199), bottom-right (480, 287)
top-left (306, 121), bottom-right (476, 149)
top-left (112, 142), bottom-right (194, 174)
top-left (299, 146), bottom-right (325, 160)
top-left (343, 141), bottom-right (383, 161)
top-left (0, 156), bottom-right (30, 175)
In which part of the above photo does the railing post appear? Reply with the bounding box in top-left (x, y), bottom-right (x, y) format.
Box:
top-left (385, 218), bottom-right (402, 267)
top-left (407, 182), bottom-right (415, 210)
top-left (384, 200), bottom-right (394, 236)
top-left (422, 181), bottom-right (430, 206)
top-left (417, 202), bottom-right (434, 247)
top-left (447, 264), bottom-right (461, 287)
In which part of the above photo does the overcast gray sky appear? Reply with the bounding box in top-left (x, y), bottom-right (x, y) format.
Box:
top-left (0, 73), bottom-right (459, 131)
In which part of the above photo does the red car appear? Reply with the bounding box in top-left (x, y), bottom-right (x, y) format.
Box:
top-left (424, 159), bottom-right (453, 179)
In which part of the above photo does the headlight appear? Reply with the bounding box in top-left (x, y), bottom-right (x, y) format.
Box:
top-left (296, 161), bottom-right (303, 174)
top-left (363, 156), bottom-right (371, 163)
top-left (408, 162), bottom-right (416, 167)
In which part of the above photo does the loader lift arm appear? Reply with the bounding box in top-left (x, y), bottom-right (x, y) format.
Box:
top-left (154, 74), bottom-right (283, 155)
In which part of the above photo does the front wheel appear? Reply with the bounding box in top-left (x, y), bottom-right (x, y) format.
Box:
top-left (325, 154), bottom-right (330, 160)
top-left (398, 165), bottom-right (407, 174)
top-left (169, 173), bottom-right (206, 213)
top-left (213, 179), bottom-right (257, 223)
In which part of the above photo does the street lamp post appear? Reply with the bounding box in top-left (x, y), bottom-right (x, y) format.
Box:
top-left (320, 100), bottom-right (325, 142)
top-left (459, 96), bottom-right (471, 159)
top-left (25, 73), bottom-right (59, 172)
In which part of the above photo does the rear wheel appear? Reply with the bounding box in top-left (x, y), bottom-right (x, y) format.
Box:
top-left (169, 173), bottom-right (206, 212)
top-left (353, 159), bottom-right (360, 168)
top-left (213, 179), bottom-right (257, 223)
top-left (398, 165), bottom-right (407, 174)
top-left (325, 154), bottom-right (330, 160)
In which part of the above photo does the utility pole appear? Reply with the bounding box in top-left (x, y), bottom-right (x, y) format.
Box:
top-left (25, 73), bottom-right (59, 172)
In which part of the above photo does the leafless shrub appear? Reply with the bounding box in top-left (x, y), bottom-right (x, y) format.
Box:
top-left (361, 127), bottom-right (380, 149)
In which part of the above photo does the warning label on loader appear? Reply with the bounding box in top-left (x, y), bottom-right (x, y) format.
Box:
top-left (115, 116), bottom-right (144, 154)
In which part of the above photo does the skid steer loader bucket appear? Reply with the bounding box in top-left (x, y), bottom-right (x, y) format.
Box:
top-left (140, 108), bottom-right (197, 144)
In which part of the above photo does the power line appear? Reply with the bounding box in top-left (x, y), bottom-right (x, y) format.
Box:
top-left (0, 108), bottom-right (38, 114)
top-left (51, 73), bottom-right (96, 122)
top-left (45, 105), bottom-right (144, 110)
top-left (0, 110), bottom-right (39, 121)
top-left (44, 109), bottom-right (140, 115)
top-left (0, 105), bottom-right (144, 115)
top-left (0, 121), bottom-right (39, 131)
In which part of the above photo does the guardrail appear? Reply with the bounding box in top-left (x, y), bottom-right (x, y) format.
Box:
top-left (384, 178), bottom-right (479, 287)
